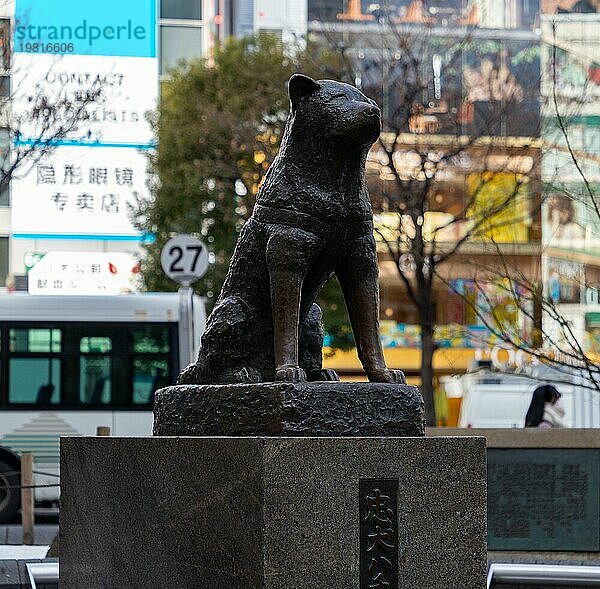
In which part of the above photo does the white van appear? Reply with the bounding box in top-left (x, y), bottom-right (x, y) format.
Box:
top-left (445, 367), bottom-right (600, 428)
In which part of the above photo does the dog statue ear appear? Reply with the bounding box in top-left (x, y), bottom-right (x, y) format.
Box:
top-left (288, 74), bottom-right (320, 111)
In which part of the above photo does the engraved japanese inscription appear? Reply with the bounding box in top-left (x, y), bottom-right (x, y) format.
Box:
top-left (360, 479), bottom-right (399, 589)
top-left (488, 449), bottom-right (600, 551)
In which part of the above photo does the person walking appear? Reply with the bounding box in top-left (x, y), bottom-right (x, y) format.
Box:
top-left (524, 385), bottom-right (566, 428)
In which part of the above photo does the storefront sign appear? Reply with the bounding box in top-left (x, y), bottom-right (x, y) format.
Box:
top-left (28, 251), bottom-right (140, 294)
top-left (11, 0), bottom-right (157, 240)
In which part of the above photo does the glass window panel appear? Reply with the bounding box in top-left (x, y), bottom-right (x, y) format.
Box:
top-left (9, 358), bottom-right (61, 404)
top-left (132, 326), bottom-right (170, 354)
top-left (0, 184), bottom-right (8, 207)
top-left (0, 128), bottom-right (8, 151)
top-left (258, 28), bottom-right (283, 42)
top-left (80, 336), bottom-right (112, 354)
top-left (161, 0), bottom-right (201, 20)
top-left (80, 357), bottom-right (111, 404)
top-left (0, 236), bottom-right (7, 285)
top-left (0, 20), bottom-right (9, 70)
top-left (0, 127), bottom-right (9, 207)
top-left (160, 25), bottom-right (202, 74)
top-left (133, 358), bottom-right (170, 405)
top-left (9, 328), bottom-right (61, 353)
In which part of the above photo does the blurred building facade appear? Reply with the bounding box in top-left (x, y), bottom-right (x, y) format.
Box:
top-left (219, 0), bottom-right (307, 44)
top-left (540, 10), bottom-right (600, 356)
top-left (307, 1), bottom-right (600, 420)
top-left (308, 0), bottom-right (545, 387)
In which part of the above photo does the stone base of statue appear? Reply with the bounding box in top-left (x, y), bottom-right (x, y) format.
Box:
top-left (60, 435), bottom-right (486, 589)
top-left (59, 382), bottom-right (487, 589)
top-left (153, 382), bottom-right (425, 436)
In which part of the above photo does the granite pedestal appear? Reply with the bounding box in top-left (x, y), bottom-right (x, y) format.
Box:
top-left (60, 435), bottom-right (487, 589)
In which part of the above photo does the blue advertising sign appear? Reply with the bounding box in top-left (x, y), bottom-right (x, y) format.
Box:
top-left (14, 0), bottom-right (156, 58)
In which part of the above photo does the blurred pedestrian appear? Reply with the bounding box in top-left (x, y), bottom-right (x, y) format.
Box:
top-left (525, 385), bottom-right (565, 428)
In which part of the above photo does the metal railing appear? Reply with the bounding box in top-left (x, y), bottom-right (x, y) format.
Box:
top-left (26, 562), bottom-right (59, 589)
top-left (488, 563), bottom-right (600, 587)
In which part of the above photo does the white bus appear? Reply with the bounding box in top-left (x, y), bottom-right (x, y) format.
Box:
top-left (0, 293), bottom-right (206, 522)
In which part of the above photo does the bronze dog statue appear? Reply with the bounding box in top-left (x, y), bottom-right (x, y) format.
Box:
top-left (178, 74), bottom-right (405, 385)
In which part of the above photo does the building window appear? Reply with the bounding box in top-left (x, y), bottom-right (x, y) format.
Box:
top-left (258, 28), bottom-right (283, 42)
top-left (0, 76), bottom-right (9, 98)
top-left (0, 236), bottom-right (7, 286)
top-left (161, 0), bottom-right (201, 20)
top-left (0, 127), bottom-right (9, 206)
top-left (0, 20), bottom-right (9, 70)
top-left (160, 25), bottom-right (203, 74)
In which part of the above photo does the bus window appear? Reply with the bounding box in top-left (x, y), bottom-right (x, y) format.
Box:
top-left (8, 328), bottom-right (62, 404)
top-left (132, 326), bottom-right (170, 354)
top-left (80, 337), bottom-right (112, 354)
top-left (9, 328), bottom-right (61, 353)
top-left (79, 357), bottom-right (111, 404)
top-left (9, 358), bottom-right (61, 404)
top-left (133, 358), bottom-right (170, 404)
top-left (79, 336), bottom-right (112, 405)
top-left (130, 325), bottom-right (173, 405)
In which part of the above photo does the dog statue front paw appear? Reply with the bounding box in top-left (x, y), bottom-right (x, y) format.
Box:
top-left (275, 365), bottom-right (307, 382)
top-left (309, 368), bottom-right (340, 382)
top-left (368, 367), bottom-right (407, 384)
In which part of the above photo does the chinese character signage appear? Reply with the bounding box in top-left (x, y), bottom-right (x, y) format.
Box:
top-left (360, 479), bottom-right (399, 589)
top-left (11, 0), bottom-right (157, 239)
top-left (28, 251), bottom-right (141, 294)
top-left (13, 147), bottom-right (146, 237)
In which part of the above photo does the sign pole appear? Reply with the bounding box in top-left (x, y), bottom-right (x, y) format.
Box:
top-left (161, 234), bottom-right (209, 371)
top-left (178, 285), bottom-right (194, 371)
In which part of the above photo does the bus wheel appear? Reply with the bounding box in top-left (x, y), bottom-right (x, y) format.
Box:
top-left (0, 459), bottom-right (20, 523)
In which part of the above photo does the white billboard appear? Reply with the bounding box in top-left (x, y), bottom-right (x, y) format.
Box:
top-left (12, 0), bottom-right (157, 241)
top-left (12, 146), bottom-right (148, 238)
top-left (28, 251), bottom-right (141, 294)
top-left (12, 55), bottom-right (157, 146)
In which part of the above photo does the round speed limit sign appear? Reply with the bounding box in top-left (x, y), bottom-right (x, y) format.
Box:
top-left (161, 235), bottom-right (209, 286)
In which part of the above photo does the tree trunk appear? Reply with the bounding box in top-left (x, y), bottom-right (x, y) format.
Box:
top-left (421, 312), bottom-right (437, 427)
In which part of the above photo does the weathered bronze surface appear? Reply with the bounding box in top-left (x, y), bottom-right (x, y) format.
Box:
top-left (178, 74), bottom-right (405, 385)
top-left (153, 382), bottom-right (425, 436)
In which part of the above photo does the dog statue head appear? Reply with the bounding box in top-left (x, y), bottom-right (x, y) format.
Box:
top-left (287, 74), bottom-right (381, 147)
